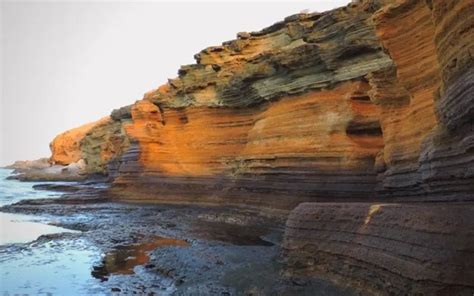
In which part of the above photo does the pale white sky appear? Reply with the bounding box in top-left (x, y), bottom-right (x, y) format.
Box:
top-left (0, 0), bottom-right (349, 166)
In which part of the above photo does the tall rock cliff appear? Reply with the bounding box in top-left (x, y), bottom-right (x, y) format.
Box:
top-left (108, 1), bottom-right (395, 209)
top-left (50, 0), bottom-right (473, 208)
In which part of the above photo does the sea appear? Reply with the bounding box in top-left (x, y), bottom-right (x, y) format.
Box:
top-left (0, 168), bottom-right (108, 295)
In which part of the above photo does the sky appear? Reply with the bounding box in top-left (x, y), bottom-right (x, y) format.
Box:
top-left (0, 0), bottom-right (350, 166)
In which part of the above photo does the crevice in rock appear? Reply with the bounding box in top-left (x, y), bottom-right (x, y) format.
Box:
top-left (346, 120), bottom-right (383, 136)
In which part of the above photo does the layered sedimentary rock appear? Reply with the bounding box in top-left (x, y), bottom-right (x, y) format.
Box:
top-left (419, 0), bottom-right (474, 198)
top-left (281, 1), bottom-right (474, 294)
top-left (50, 114), bottom-right (131, 175)
top-left (112, 81), bottom-right (385, 208)
top-left (369, 0), bottom-right (474, 199)
top-left (48, 0), bottom-right (473, 205)
top-left (283, 202), bottom-right (474, 295)
top-left (370, 0), bottom-right (441, 196)
top-left (108, 2), bottom-right (395, 208)
top-left (50, 117), bottom-right (109, 165)
top-left (80, 117), bottom-right (131, 174)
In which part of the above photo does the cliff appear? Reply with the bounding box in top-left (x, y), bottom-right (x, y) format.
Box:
top-left (50, 115), bottom-right (130, 174)
top-left (280, 0), bottom-right (474, 294)
top-left (39, 0), bottom-right (474, 294)
top-left (50, 0), bottom-right (473, 207)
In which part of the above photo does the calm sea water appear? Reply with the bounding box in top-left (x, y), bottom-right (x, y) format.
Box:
top-left (0, 168), bottom-right (64, 206)
top-left (0, 168), bottom-right (78, 245)
top-left (0, 168), bottom-right (108, 295)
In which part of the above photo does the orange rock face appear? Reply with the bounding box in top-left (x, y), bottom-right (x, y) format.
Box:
top-left (49, 0), bottom-right (473, 205)
top-left (281, 1), bottom-right (474, 294)
top-left (368, 0), bottom-right (473, 198)
top-left (370, 0), bottom-right (441, 194)
top-left (111, 80), bottom-right (385, 208)
top-left (50, 117), bottom-right (110, 165)
top-left (106, 3), bottom-right (396, 207)
top-left (283, 202), bottom-right (474, 295)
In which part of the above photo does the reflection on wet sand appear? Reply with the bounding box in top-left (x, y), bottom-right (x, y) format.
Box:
top-left (92, 236), bottom-right (188, 281)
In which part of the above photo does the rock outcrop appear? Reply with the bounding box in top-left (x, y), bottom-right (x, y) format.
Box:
top-left (50, 115), bottom-right (131, 175)
top-left (283, 202), bottom-right (474, 295)
top-left (47, 0), bottom-right (472, 207)
top-left (5, 158), bottom-right (87, 181)
top-left (369, 0), bottom-right (474, 199)
top-left (64, 1), bottom-right (397, 208)
top-left (370, 0), bottom-right (441, 196)
top-left (111, 80), bottom-right (386, 208)
top-left (5, 158), bottom-right (51, 171)
top-left (50, 117), bottom-right (109, 165)
top-left (280, 0), bottom-right (474, 294)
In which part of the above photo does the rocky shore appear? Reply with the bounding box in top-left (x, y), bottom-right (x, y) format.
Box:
top-left (0, 183), bottom-right (354, 295)
top-left (4, 158), bottom-right (89, 181)
top-left (3, 178), bottom-right (472, 295)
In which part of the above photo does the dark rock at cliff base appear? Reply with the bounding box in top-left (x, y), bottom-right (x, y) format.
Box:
top-left (283, 202), bottom-right (474, 295)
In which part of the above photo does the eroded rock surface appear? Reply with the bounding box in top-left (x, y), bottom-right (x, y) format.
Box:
top-left (5, 158), bottom-right (88, 181)
top-left (45, 0), bottom-right (473, 206)
top-left (283, 202), bottom-right (474, 295)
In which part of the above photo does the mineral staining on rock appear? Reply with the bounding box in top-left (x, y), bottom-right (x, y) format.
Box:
top-left (42, 0), bottom-right (474, 294)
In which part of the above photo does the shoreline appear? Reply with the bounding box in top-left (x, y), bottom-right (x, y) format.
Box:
top-left (2, 166), bottom-right (474, 294)
top-left (0, 175), bottom-right (354, 295)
